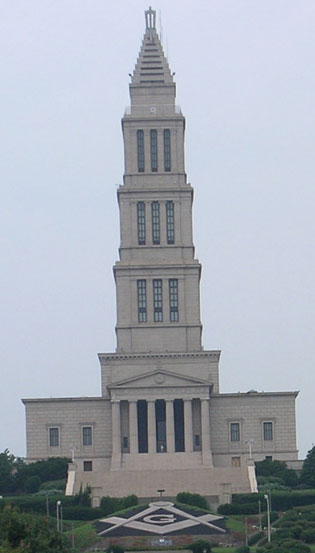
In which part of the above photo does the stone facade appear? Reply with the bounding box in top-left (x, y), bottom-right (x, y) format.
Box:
top-left (22, 8), bottom-right (298, 504)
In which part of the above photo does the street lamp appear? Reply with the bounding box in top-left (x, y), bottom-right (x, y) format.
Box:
top-left (264, 494), bottom-right (271, 542)
top-left (56, 500), bottom-right (62, 532)
top-left (245, 439), bottom-right (254, 459)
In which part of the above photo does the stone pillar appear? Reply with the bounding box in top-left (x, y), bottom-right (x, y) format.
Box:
top-left (147, 400), bottom-right (156, 453)
top-left (184, 399), bottom-right (193, 452)
top-left (129, 400), bottom-right (138, 454)
top-left (111, 400), bottom-right (121, 469)
top-left (166, 399), bottom-right (175, 453)
top-left (201, 398), bottom-right (213, 466)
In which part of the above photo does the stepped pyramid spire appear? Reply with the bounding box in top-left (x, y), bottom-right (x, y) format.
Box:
top-left (132, 7), bottom-right (173, 85)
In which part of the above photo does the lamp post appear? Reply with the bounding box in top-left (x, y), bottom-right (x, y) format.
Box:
top-left (157, 489), bottom-right (165, 498)
top-left (264, 494), bottom-right (271, 542)
top-left (258, 499), bottom-right (262, 531)
top-left (245, 439), bottom-right (254, 459)
top-left (56, 500), bottom-right (61, 532)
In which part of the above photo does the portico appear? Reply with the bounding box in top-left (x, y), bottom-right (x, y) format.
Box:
top-left (108, 370), bottom-right (213, 470)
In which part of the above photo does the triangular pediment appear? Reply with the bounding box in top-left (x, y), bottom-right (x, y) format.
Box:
top-left (109, 369), bottom-right (210, 389)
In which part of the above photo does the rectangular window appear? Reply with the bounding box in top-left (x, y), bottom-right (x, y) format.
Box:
top-left (232, 456), bottom-right (241, 467)
top-left (82, 426), bottom-right (92, 446)
top-left (83, 461), bottom-right (92, 472)
top-left (150, 129), bottom-right (158, 172)
top-left (166, 201), bottom-right (175, 244)
top-left (230, 423), bottom-right (240, 442)
top-left (263, 422), bottom-right (273, 441)
top-left (137, 130), bottom-right (145, 172)
top-left (153, 279), bottom-right (163, 322)
top-left (137, 280), bottom-right (147, 322)
top-left (49, 427), bottom-right (59, 447)
top-left (137, 201), bottom-right (146, 245)
top-left (151, 201), bottom-right (160, 244)
top-left (169, 279), bottom-right (178, 322)
top-left (163, 129), bottom-right (171, 171)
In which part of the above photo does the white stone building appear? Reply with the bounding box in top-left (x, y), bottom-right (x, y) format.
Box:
top-left (23, 8), bottom-right (298, 505)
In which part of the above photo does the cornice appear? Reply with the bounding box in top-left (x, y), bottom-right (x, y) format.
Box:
top-left (99, 350), bottom-right (221, 363)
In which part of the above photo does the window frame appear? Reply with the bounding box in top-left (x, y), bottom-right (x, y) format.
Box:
top-left (169, 279), bottom-right (178, 322)
top-left (166, 200), bottom-right (175, 244)
top-left (83, 460), bottom-right (93, 472)
top-left (137, 201), bottom-right (146, 245)
top-left (137, 130), bottom-right (145, 172)
top-left (150, 129), bottom-right (158, 172)
top-left (151, 201), bottom-right (160, 244)
top-left (137, 280), bottom-right (147, 323)
top-left (153, 279), bottom-right (163, 322)
top-left (163, 129), bottom-right (171, 172)
top-left (49, 427), bottom-right (59, 447)
top-left (230, 422), bottom-right (240, 442)
top-left (82, 426), bottom-right (93, 447)
top-left (263, 421), bottom-right (273, 441)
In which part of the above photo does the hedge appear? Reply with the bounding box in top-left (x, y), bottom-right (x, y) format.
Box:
top-left (62, 506), bottom-right (103, 520)
top-left (217, 503), bottom-right (259, 515)
top-left (232, 490), bottom-right (315, 510)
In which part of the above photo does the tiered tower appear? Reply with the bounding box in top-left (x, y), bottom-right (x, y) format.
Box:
top-left (99, 7), bottom-right (220, 472)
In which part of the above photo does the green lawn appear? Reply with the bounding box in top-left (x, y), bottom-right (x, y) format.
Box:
top-left (65, 521), bottom-right (99, 551)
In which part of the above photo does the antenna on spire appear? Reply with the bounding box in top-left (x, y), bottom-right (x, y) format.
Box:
top-left (145, 6), bottom-right (156, 33)
top-left (159, 9), bottom-right (163, 44)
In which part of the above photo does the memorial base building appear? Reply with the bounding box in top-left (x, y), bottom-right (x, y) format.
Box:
top-left (23, 8), bottom-right (298, 507)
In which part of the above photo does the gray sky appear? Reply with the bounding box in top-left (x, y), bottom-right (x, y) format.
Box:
top-left (1, 0), bottom-right (314, 459)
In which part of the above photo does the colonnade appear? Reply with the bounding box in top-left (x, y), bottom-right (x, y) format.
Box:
top-left (111, 398), bottom-right (212, 462)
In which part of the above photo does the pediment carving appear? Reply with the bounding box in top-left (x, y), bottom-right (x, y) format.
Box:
top-left (108, 369), bottom-right (210, 390)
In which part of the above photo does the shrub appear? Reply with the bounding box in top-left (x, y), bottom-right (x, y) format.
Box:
top-left (24, 475), bottom-right (41, 494)
top-left (100, 496), bottom-right (121, 515)
top-left (122, 494), bottom-right (138, 508)
top-left (301, 528), bottom-right (315, 543)
top-left (62, 506), bottom-right (103, 520)
top-left (107, 546), bottom-right (124, 553)
top-left (248, 531), bottom-right (264, 545)
top-left (235, 547), bottom-right (250, 553)
top-left (217, 502), bottom-right (258, 515)
top-left (188, 539), bottom-right (212, 553)
top-left (261, 510), bottom-right (279, 527)
top-left (176, 492), bottom-right (208, 510)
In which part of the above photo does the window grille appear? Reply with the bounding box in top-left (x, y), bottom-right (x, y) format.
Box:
top-left (137, 130), bottom-right (145, 172)
top-left (137, 280), bottom-right (147, 322)
top-left (169, 279), bottom-right (178, 322)
top-left (82, 426), bottom-right (92, 446)
top-left (163, 129), bottom-right (171, 171)
top-left (230, 423), bottom-right (240, 442)
top-left (153, 279), bottom-right (163, 322)
top-left (151, 201), bottom-right (160, 244)
top-left (166, 201), bottom-right (175, 244)
top-left (150, 129), bottom-right (158, 171)
top-left (263, 422), bottom-right (273, 441)
top-left (137, 202), bottom-right (146, 245)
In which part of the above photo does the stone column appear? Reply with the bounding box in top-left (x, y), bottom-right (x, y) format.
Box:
top-left (201, 398), bottom-right (213, 466)
top-left (147, 400), bottom-right (156, 453)
top-left (184, 399), bottom-right (193, 452)
top-left (111, 400), bottom-right (121, 469)
top-left (129, 400), bottom-right (138, 454)
top-left (166, 399), bottom-right (175, 453)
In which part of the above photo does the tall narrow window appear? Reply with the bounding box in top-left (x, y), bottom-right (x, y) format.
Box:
top-left (153, 279), bottom-right (163, 322)
top-left (137, 130), bottom-right (145, 172)
top-left (263, 422), bottom-right (273, 441)
top-left (169, 279), bottom-right (178, 322)
top-left (230, 423), bottom-right (240, 442)
top-left (49, 427), bottom-right (59, 447)
top-left (150, 129), bottom-right (158, 172)
top-left (82, 426), bottom-right (92, 446)
top-left (151, 201), bottom-right (160, 244)
top-left (137, 202), bottom-right (146, 245)
top-left (166, 201), bottom-right (175, 244)
top-left (137, 280), bottom-right (147, 322)
top-left (163, 129), bottom-right (171, 171)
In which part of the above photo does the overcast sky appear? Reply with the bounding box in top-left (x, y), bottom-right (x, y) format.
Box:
top-left (1, 0), bottom-right (314, 460)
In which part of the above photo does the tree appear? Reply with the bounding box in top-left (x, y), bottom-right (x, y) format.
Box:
top-left (0, 450), bottom-right (15, 494)
top-left (24, 475), bottom-right (41, 494)
top-left (300, 446), bottom-right (315, 488)
top-left (0, 505), bottom-right (68, 552)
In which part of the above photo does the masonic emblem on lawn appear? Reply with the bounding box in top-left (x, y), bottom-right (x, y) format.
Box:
top-left (95, 501), bottom-right (226, 536)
